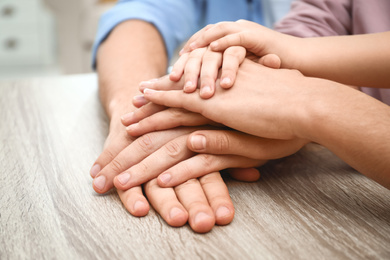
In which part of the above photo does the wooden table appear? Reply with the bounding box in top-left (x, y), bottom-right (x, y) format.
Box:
top-left (1, 74), bottom-right (389, 259)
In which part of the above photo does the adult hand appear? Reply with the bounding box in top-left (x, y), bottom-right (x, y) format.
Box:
top-left (154, 130), bottom-right (307, 188)
top-left (90, 122), bottom-right (264, 233)
top-left (129, 59), bottom-right (310, 140)
top-left (111, 128), bottom-right (265, 190)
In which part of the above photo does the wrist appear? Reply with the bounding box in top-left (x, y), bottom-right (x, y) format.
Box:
top-left (290, 77), bottom-right (332, 142)
top-left (294, 77), bottom-right (350, 143)
top-left (278, 34), bottom-right (304, 71)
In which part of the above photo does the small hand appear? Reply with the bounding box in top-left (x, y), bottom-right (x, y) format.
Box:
top-left (169, 46), bottom-right (247, 98)
top-left (179, 20), bottom-right (296, 70)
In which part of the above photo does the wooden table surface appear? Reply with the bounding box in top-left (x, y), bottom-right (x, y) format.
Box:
top-left (1, 74), bottom-right (389, 260)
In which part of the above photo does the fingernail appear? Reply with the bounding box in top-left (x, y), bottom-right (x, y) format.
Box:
top-left (133, 200), bottom-right (146, 212)
top-left (117, 172), bottom-right (130, 185)
top-left (133, 95), bottom-right (146, 101)
top-left (170, 70), bottom-right (177, 78)
top-left (126, 123), bottom-right (138, 132)
top-left (200, 86), bottom-right (212, 96)
top-left (190, 135), bottom-right (206, 150)
top-left (121, 112), bottom-right (134, 122)
top-left (90, 164), bottom-right (101, 178)
top-left (184, 81), bottom-right (193, 92)
top-left (221, 77), bottom-right (231, 86)
top-left (139, 81), bottom-right (153, 88)
top-left (216, 206), bottom-right (231, 219)
top-left (189, 42), bottom-right (197, 50)
top-left (93, 175), bottom-right (106, 191)
top-left (159, 173), bottom-right (172, 184)
top-left (195, 212), bottom-right (212, 225)
top-left (170, 207), bottom-right (184, 219)
top-left (143, 88), bottom-right (156, 95)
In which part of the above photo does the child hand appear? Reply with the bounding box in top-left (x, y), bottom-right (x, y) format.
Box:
top-left (180, 20), bottom-right (298, 70)
top-left (169, 46), bottom-right (247, 99)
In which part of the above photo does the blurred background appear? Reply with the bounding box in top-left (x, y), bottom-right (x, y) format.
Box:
top-left (0, 0), bottom-right (116, 80)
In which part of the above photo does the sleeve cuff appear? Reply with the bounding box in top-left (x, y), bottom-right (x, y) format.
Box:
top-left (91, 0), bottom-right (196, 69)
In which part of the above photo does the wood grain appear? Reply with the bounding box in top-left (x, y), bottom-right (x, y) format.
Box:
top-left (1, 74), bottom-right (389, 260)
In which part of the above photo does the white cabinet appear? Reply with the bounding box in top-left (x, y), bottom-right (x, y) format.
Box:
top-left (0, 0), bottom-right (55, 66)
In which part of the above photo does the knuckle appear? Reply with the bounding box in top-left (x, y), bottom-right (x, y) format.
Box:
top-left (216, 22), bottom-right (228, 32)
top-left (238, 33), bottom-right (246, 46)
top-left (110, 158), bottom-right (124, 173)
top-left (164, 141), bottom-right (183, 159)
top-left (103, 149), bottom-right (117, 162)
top-left (226, 46), bottom-right (245, 58)
top-left (136, 134), bottom-right (155, 154)
top-left (199, 154), bottom-right (214, 168)
top-left (175, 178), bottom-right (199, 191)
top-left (136, 161), bottom-right (149, 175)
top-left (189, 47), bottom-right (206, 58)
top-left (200, 71), bottom-right (214, 81)
top-left (213, 132), bottom-right (231, 152)
top-left (168, 108), bottom-right (185, 119)
top-left (199, 172), bottom-right (220, 186)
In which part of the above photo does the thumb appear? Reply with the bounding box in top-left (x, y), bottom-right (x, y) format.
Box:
top-left (258, 54), bottom-right (281, 69)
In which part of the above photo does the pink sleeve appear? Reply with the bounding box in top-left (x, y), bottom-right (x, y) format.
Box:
top-left (274, 0), bottom-right (351, 37)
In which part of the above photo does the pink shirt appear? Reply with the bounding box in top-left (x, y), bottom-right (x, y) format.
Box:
top-left (274, 0), bottom-right (390, 105)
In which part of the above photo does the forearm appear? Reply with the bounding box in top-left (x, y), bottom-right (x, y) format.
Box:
top-left (96, 20), bottom-right (168, 120)
top-left (298, 32), bottom-right (390, 88)
top-left (301, 78), bottom-right (390, 188)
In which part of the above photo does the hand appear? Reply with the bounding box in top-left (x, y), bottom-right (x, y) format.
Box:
top-left (90, 123), bottom-right (263, 232)
top-left (120, 107), bottom-right (306, 188)
top-left (131, 59), bottom-right (310, 140)
top-left (156, 130), bottom-right (306, 188)
top-left (169, 46), bottom-right (247, 98)
top-left (111, 127), bottom-right (265, 192)
top-left (180, 20), bottom-right (299, 71)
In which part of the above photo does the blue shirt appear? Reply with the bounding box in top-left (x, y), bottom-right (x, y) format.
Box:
top-left (92, 0), bottom-right (292, 67)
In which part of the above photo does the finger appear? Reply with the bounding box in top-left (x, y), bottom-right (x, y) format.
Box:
top-left (113, 135), bottom-right (195, 190)
top-left (90, 131), bottom-right (135, 191)
top-left (126, 108), bottom-right (213, 137)
top-left (187, 130), bottom-right (307, 160)
top-left (220, 46), bottom-right (246, 88)
top-left (183, 47), bottom-right (207, 93)
top-left (174, 179), bottom-right (215, 233)
top-left (131, 94), bottom-right (149, 108)
top-left (122, 102), bottom-right (166, 127)
top-left (226, 168), bottom-right (261, 182)
top-left (117, 186), bottom-right (150, 217)
top-left (144, 179), bottom-right (188, 227)
top-left (188, 21), bottom-right (240, 51)
top-left (143, 88), bottom-right (204, 115)
top-left (258, 54), bottom-right (282, 69)
top-left (209, 33), bottom-right (248, 52)
top-left (199, 47), bottom-right (222, 99)
top-left (157, 153), bottom-right (263, 188)
top-left (180, 24), bottom-right (215, 54)
top-left (198, 172), bottom-right (235, 226)
top-left (92, 128), bottom-right (192, 193)
top-left (169, 53), bottom-right (189, 81)
top-left (139, 75), bottom-right (183, 92)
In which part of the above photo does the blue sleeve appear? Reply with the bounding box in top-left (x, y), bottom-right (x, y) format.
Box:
top-left (91, 0), bottom-right (198, 69)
